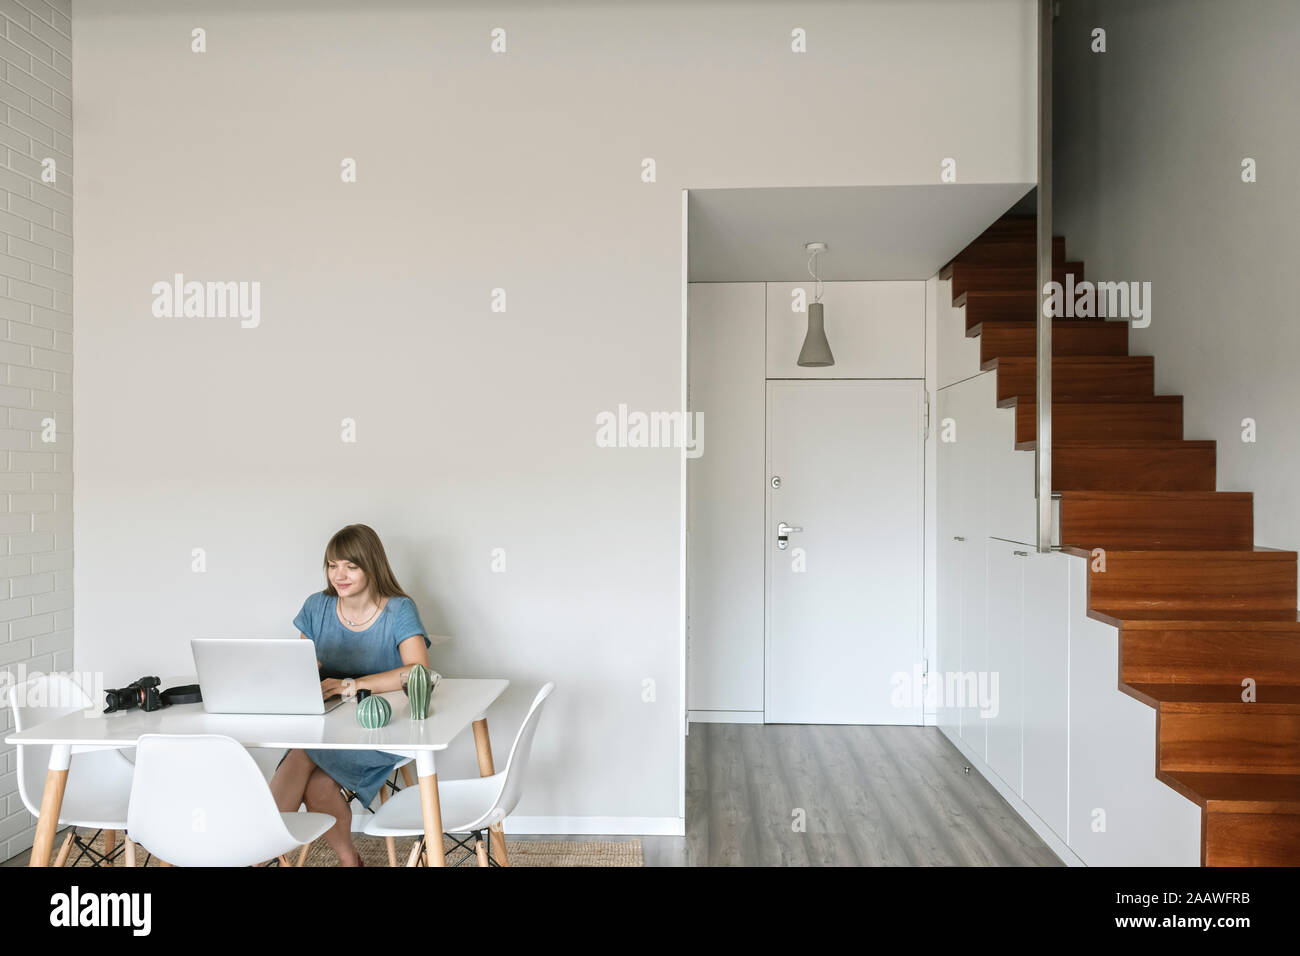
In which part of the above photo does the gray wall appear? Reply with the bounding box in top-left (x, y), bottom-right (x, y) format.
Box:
top-left (0, 0), bottom-right (71, 862)
top-left (1055, 0), bottom-right (1300, 596)
top-left (69, 0), bottom-right (1036, 830)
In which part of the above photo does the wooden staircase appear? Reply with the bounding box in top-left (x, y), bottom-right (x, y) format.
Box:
top-left (943, 213), bottom-right (1300, 866)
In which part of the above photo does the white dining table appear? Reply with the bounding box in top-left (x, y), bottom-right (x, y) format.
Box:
top-left (5, 677), bottom-right (510, 868)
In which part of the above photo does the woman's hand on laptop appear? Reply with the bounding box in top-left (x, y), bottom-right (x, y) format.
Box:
top-left (320, 677), bottom-right (358, 700)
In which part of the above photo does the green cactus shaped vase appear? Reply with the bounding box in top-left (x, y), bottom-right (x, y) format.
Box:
top-left (405, 664), bottom-right (433, 720)
top-left (356, 693), bottom-right (392, 729)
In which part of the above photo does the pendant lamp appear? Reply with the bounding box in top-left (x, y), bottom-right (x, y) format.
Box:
top-left (798, 241), bottom-right (834, 367)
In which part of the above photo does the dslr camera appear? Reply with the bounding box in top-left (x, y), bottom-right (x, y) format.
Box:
top-left (104, 676), bottom-right (163, 714)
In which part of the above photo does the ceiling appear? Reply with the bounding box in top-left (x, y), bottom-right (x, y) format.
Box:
top-left (687, 183), bottom-right (1035, 282)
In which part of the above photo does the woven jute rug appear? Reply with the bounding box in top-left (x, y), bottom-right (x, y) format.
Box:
top-left (67, 830), bottom-right (643, 868)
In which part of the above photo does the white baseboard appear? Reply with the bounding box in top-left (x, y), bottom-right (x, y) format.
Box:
top-left (938, 726), bottom-right (1083, 867)
top-left (502, 816), bottom-right (685, 836)
top-left (687, 709), bottom-right (764, 724)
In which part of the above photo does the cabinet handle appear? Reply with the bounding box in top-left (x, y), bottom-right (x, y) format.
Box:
top-left (1013, 550), bottom-right (1029, 556)
top-left (953, 536), bottom-right (965, 542)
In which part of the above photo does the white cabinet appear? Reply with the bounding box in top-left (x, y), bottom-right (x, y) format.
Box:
top-left (936, 372), bottom-right (995, 760)
top-left (937, 351), bottom-right (1199, 865)
top-left (982, 541), bottom-right (1069, 839)
top-left (1066, 559), bottom-right (1200, 866)
top-left (986, 404), bottom-right (1036, 544)
top-left (1021, 550), bottom-right (1069, 840)
top-left (985, 540), bottom-right (1025, 795)
top-left (935, 387), bottom-right (964, 738)
top-left (959, 530), bottom-right (988, 759)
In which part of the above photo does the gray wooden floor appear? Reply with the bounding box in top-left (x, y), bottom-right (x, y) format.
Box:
top-left (4, 723), bottom-right (1060, 867)
top-left (657, 722), bottom-right (1061, 866)
top-left (423, 724), bottom-right (1059, 867)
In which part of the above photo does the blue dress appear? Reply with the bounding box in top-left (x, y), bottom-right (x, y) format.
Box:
top-left (292, 591), bottom-right (431, 807)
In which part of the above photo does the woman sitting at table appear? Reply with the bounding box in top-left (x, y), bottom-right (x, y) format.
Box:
top-left (269, 523), bottom-right (431, 867)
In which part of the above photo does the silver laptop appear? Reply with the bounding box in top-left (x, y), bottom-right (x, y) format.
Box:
top-left (192, 639), bottom-right (346, 715)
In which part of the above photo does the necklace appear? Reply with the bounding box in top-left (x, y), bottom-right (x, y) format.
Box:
top-left (338, 595), bottom-right (382, 628)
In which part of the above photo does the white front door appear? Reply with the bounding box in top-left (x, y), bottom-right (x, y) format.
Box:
top-left (765, 379), bottom-right (924, 724)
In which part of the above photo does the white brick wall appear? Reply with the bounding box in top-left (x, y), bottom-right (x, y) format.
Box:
top-left (0, 0), bottom-right (70, 862)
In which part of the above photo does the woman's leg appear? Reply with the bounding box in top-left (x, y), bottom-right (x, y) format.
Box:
top-left (304, 767), bottom-right (360, 866)
top-left (269, 748), bottom-right (316, 813)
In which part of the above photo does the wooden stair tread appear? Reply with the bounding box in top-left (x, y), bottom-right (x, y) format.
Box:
top-left (946, 261), bottom-right (1083, 300)
top-left (1006, 395), bottom-right (1184, 407)
top-left (1051, 440), bottom-right (1217, 492)
top-left (1059, 490), bottom-right (1250, 500)
top-left (1159, 771), bottom-right (1300, 814)
top-left (972, 320), bottom-right (1130, 362)
top-left (1058, 491), bottom-right (1254, 550)
top-left (1125, 682), bottom-right (1300, 708)
top-left (1091, 607), bottom-right (1300, 625)
top-left (940, 237), bottom-right (1064, 275)
top-left (1068, 547), bottom-right (1295, 557)
top-left (991, 356), bottom-right (1155, 405)
top-left (1116, 614), bottom-right (1300, 630)
top-left (957, 290), bottom-right (1079, 326)
top-left (954, 290), bottom-right (1039, 307)
top-left (1013, 398), bottom-right (1185, 450)
top-left (983, 354), bottom-right (1153, 372)
top-left (1051, 439), bottom-right (1214, 448)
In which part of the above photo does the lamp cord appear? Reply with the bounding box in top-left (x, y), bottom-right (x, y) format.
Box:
top-left (806, 251), bottom-right (822, 303)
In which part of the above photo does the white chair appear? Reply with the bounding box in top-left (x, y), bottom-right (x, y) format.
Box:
top-left (364, 681), bottom-right (555, 866)
top-left (8, 673), bottom-right (135, 867)
top-left (126, 733), bottom-right (334, 867)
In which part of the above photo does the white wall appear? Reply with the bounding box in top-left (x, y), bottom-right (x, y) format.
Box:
top-left (1054, 0), bottom-right (1300, 601)
top-left (70, 0), bottom-right (1037, 831)
top-left (686, 282), bottom-right (765, 716)
top-left (0, 0), bottom-right (72, 862)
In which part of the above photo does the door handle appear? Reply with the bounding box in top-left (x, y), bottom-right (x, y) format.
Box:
top-left (777, 522), bottom-right (803, 550)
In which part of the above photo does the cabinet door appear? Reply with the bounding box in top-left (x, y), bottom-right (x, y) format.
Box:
top-left (954, 378), bottom-right (989, 758)
top-left (936, 388), bottom-right (963, 737)
top-left (1066, 558), bottom-right (1200, 865)
top-left (1021, 550), bottom-right (1069, 838)
top-left (985, 540), bottom-right (1024, 794)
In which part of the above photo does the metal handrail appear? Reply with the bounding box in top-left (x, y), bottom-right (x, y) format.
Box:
top-left (1035, 0), bottom-right (1054, 553)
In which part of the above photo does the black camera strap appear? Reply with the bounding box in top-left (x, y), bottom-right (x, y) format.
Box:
top-left (161, 683), bottom-right (203, 706)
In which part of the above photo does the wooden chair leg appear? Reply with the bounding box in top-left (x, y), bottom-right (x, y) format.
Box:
top-left (475, 834), bottom-right (489, 868)
top-left (405, 840), bottom-right (422, 867)
top-left (278, 855), bottom-right (291, 867)
top-left (52, 831), bottom-right (74, 867)
top-left (103, 829), bottom-right (117, 867)
top-left (296, 843), bottom-right (311, 867)
top-left (399, 764), bottom-right (415, 788)
top-left (376, 785), bottom-right (397, 865)
top-left (124, 839), bottom-right (136, 867)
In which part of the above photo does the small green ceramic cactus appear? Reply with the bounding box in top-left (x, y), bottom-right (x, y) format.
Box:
top-left (356, 693), bottom-right (392, 729)
top-left (405, 664), bottom-right (433, 720)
